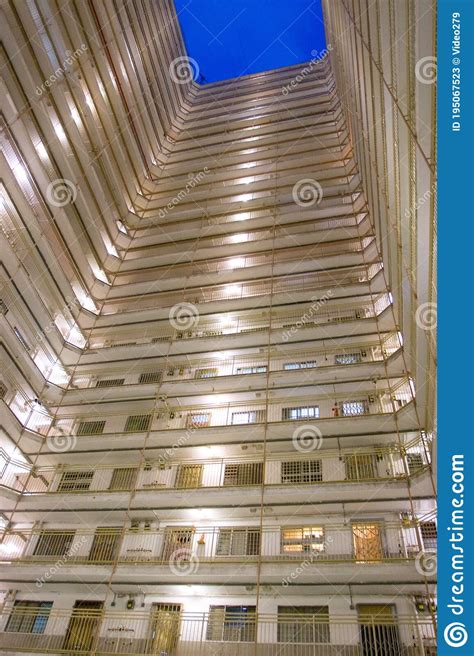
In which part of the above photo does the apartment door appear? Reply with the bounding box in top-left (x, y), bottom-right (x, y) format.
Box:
top-left (147, 603), bottom-right (181, 654)
top-left (89, 527), bottom-right (121, 563)
top-left (63, 601), bottom-right (103, 652)
top-left (352, 524), bottom-right (383, 561)
top-left (161, 528), bottom-right (194, 561)
top-left (358, 604), bottom-right (400, 656)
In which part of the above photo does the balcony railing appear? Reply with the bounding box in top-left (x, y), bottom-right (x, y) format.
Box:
top-left (1, 436), bottom-right (431, 497)
top-left (0, 607), bottom-right (437, 655)
top-left (0, 517), bottom-right (437, 567)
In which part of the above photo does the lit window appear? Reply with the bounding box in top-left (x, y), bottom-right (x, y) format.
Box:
top-left (283, 361), bottom-right (317, 370)
top-left (341, 401), bottom-right (369, 416)
top-left (231, 410), bottom-right (265, 425)
top-left (195, 368), bottom-right (218, 379)
top-left (236, 366), bottom-right (267, 375)
top-left (282, 406), bottom-right (319, 420)
top-left (281, 527), bottom-right (325, 553)
top-left (281, 460), bottom-right (322, 484)
top-left (187, 413), bottom-right (211, 428)
top-left (335, 353), bottom-right (362, 365)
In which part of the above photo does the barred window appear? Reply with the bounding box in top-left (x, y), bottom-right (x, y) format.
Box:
top-left (6, 601), bottom-right (53, 634)
top-left (283, 361), bottom-right (317, 370)
top-left (109, 467), bottom-right (138, 490)
top-left (33, 530), bottom-right (75, 557)
top-left (175, 464), bottom-right (203, 488)
top-left (236, 365), bottom-right (267, 374)
top-left (345, 454), bottom-right (376, 480)
top-left (281, 460), bottom-right (322, 484)
top-left (278, 606), bottom-right (330, 643)
top-left (139, 371), bottom-right (163, 384)
top-left (124, 414), bottom-right (151, 432)
top-left (0, 381), bottom-right (7, 399)
top-left (282, 406), bottom-right (319, 420)
top-left (341, 400), bottom-right (369, 416)
top-left (77, 420), bottom-right (106, 436)
top-left (216, 528), bottom-right (261, 556)
top-left (406, 453), bottom-right (424, 473)
top-left (334, 353), bottom-right (362, 365)
top-left (58, 471), bottom-right (94, 491)
top-left (186, 412), bottom-right (210, 428)
top-left (231, 410), bottom-right (265, 424)
top-left (420, 522), bottom-right (437, 551)
top-left (207, 606), bottom-right (256, 642)
top-left (223, 463), bottom-right (263, 486)
top-left (96, 378), bottom-right (125, 388)
top-left (195, 368), bottom-right (218, 379)
top-left (281, 527), bottom-right (325, 554)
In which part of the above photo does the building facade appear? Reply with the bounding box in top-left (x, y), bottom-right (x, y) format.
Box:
top-left (0, 0), bottom-right (436, 654)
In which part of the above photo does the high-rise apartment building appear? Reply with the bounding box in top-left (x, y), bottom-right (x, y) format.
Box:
top-left (0, 1), bottom-right (437, 654)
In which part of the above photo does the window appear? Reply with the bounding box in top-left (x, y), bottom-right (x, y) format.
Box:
top-left (283, 361), bottom-right (317, 370)
top-left (0, 381), bottom-right (7, 399)
top-left (406, 453), bottom-right (424, 474)
top-left (58, 471), bottom-right (94, 492)
top-left (236, 365), bottom-right (267, 374)
top-left (352, 524), bottom-right (383, 561)
top-left (33, 530), bottom-right (75, 557)
top-left (345, 454), bottom-right (376, 480)
top-left (281, 460), bottom-right (322, 484)
top-left (231, 410), bottom-right (265, 424)
top-left (124, 414), bottom-right (151, 432)
top-left (77, 420), bottom-right (105, 435)
top-left (175, 464), bottom-right (203, 488)
top-left (216, 528), bottom-right (261, 556)
top-left (207, 606), bottom-right (256, 642)
top-left (281, 527), bottom-right (325, 554)
top-left (341, 400), bottom-right (369, 416)
top-left (5, 601), bottom-right (53, 634)
top-left (109, 467), bottom-right (138, 490)
top-left (420, 522), bottom-right (437, 551)
top-left (277, 606), bottom-right (329, 643)
top-left (96, 378), bottom-right (125, 388)
top-left (186, 412), bottom-right (210, 428)
top-left (335, 353), bottom-right (362, 365)
top-left (223, 463), bottom-right (263, 486)
top-left (282, 406), bottom-right (319, 420)
top-left (139, 371), bottom-right (163, 384)
top-left (195, 368), bottom-right (218, 379)
top-left (13, 327), bottom-right (30, 351)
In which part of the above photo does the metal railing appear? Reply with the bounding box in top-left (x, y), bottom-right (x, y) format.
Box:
top-left (0, 607), bottom-right (437, 655)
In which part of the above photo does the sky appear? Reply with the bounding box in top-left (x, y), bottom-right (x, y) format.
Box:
top-left (174, 0), bottom-right (326, 84)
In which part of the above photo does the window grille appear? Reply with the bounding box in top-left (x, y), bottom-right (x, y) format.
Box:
top-left (281, 527), bottom-right (325, 554)
top-left (216, 528), bottom-right (261, 556)
top-left (282, 406), bottom-right (319, 420)
top-left (33, 530), bottom-right (75, 556)
top-left (139, 371), bottom-right (163, 384)
top-left (283, 361), bottom-right (317, 370)
top-left (58, 471), bottom-right (94, 491)
top-left (406, 453), bottom-right (424, 473)
top-left (345, 454), bottom-right (376, 480)
top-left (335, 352), bottom-right (362, 365)
top-left (341, 400), bottom-right (369, 416)
top-left (77, 420), bottom-right (106, 436)
top-left (186, 413), bottom-right (210, 428)
top-left (281, 460), bottom-right (322, 484)
top-left (195, 368), bottom-right (218, 379)
top-left (207, 606), bottom-right (256, 642)
top-left (236, 366), bottom-right (267, 374)
top-left (96, 378), bottom-right (125, 388)
top-left (5, 601), bottom-right (52, 634)
top-left (124, 414), bottom-right (151, 432)
top-left (223, 463), bottom-right (263, 486)
top-left (109, 468), bottom-right (138, 490)
top-left (420, 522), bottom-right (437, 551)
top-left (175, 464), bottom-right (203, 488)
top-left (231, 410), bottom-right (265, 424)
top-left (277, 606), bottom-right (330, 643)
top-left (0, 382), bottom-right (7, 399)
